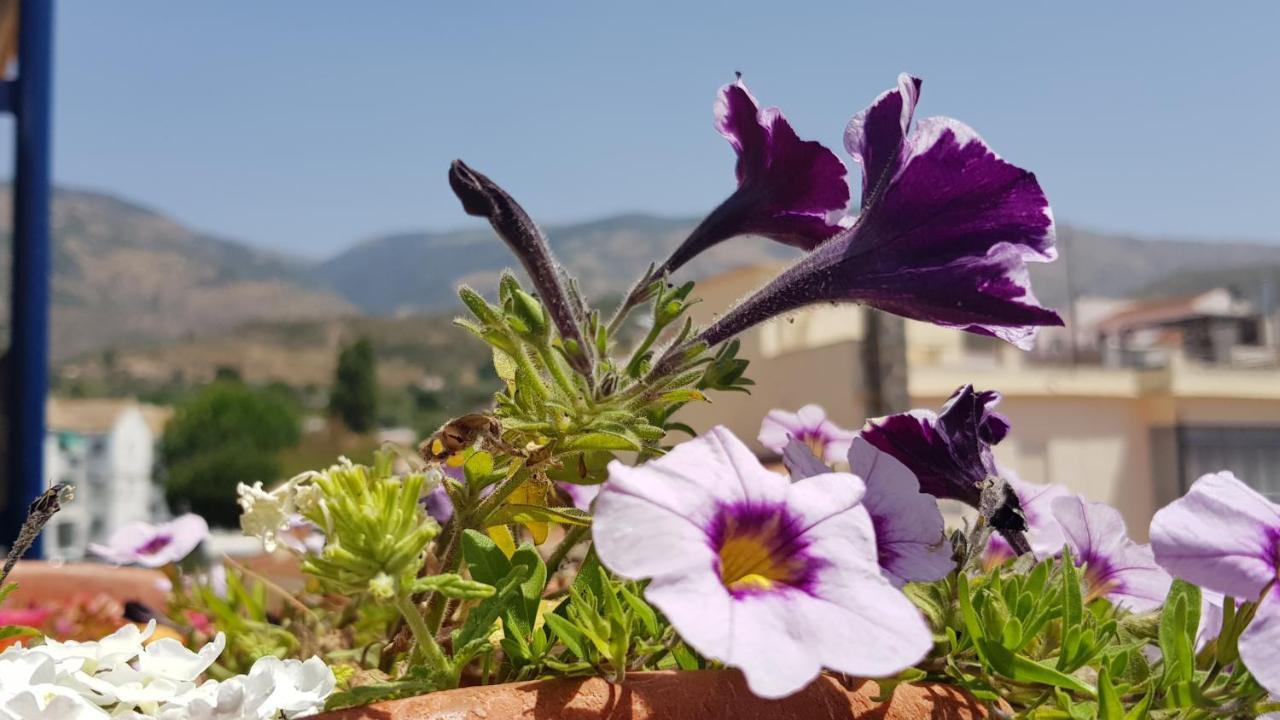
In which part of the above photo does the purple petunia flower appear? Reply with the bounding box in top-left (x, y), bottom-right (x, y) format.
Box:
top-left (861, 384), bottom-right (1028, 552)
top-left (758, 404), bottom-right (856, 466)
top-left (88, 514), bottom-right (209, 568)
top-left (1150, 471), bottom-right (1280, 695)
top-left (656, 76), bottom-right (850, 277)
top-left (558, 482), bottom-right (601, 512)
top-left (784, 436), bottom-right (953, 587)
top-left (694, 73), bottom-right (1062, 353)
top-left (984, 474), bottom-right (1073, 565)
top-left (1051, 495), bottom-right (1171, 612)
top-left (592, 427), bottom-right (931, 699)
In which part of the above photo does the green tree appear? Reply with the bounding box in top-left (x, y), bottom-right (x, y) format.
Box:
top-left (329, 338), bottom-right (378, 433)
top-left (161, 381), bottom-right (300, 527)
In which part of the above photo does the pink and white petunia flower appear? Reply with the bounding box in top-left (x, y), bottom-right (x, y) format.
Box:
top-left (758, 404), bottom-right (856, 466)
top-left (1150, 471), bottom-right (1280, 695)
top-left (87, 514), bottom-right (208, 568)
top-left (784, 436), bottom-right (953, 587)
top-left (1052, 496), bottom-right (1171, 613)
top-left (592, 426), bottom-right (932, 699)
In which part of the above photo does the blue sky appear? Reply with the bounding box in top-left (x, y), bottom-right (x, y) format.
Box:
top-left (21, 2), bottom-right (1280, 258)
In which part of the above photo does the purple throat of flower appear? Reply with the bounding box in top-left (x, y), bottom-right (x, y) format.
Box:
top-left (135, 533), bottom-right (174, 556)
top-left (1080, 554), bottom-right (1122, 603)
top-left (707, 501), bottom-right (823, 597)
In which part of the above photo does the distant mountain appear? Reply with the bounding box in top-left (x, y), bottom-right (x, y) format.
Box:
top-left (8, 185), bottom-right (1280, 365)
top-left (315, 214), bottom-right (798, 314)
top-left (1029, 226), bottom-right (1280, 309)
top-left (0, 189), bottom-right (355, 360)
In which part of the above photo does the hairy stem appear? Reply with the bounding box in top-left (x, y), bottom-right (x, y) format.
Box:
top-left (395, 591), bottom-right (449, 674)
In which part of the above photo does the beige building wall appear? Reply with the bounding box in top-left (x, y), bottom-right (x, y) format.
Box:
top-left (673, 264), bottom-right (1280, 540)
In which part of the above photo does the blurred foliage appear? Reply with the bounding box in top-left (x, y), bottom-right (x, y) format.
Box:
top-left (329, 338), bottom-right (378, 433)
top-left (161, 380), bottom-right (300, 526)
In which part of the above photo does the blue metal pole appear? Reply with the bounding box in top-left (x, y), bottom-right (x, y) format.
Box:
top-left (1, 0), bottom-right (54, 555)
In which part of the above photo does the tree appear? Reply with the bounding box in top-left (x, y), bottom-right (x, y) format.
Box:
top-left (329, 338), bottom-right (378, 433)
top-left (161, 380), bottom-right (300, 527)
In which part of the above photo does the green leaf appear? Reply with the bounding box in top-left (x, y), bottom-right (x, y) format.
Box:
top-left (1097, 665), bottom-right (1124, 720)
top-left (455, 564), bottom-right (529, 649)
top-left (976, 639), bottom-right (1097, 696)
top-left (506, 543), bottom-right (549, 636)
top-left (1159, 580), bottom-right (1200, 688)
top-left (486, 504), bottom-right (591, 529)
top-left (620, 585), bottom-right (659, 638)
top-left (463, 451), bottom-right (496, 485)
top-left (0, 625), bottom-right (39, 642)
top-left (462, 529), bottom-right (510, 587)
top-left (1122, 687), bottom-right (1153, 720)
top-left (324, 678), bottom-right (440, 711)
top-left (408, 574), bottom-right (495, 600)
top-left (563, 431), bottom-right (641, 452)
top-left (0, 583), bottom-right (17, 605)
top-left (545, 612), bottom-right (590, 660)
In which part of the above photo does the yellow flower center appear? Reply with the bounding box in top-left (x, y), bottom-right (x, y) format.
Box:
top-left (715, 512), bottom-right (808, 594)
top-left (803, 434), bottom-right (827, 459)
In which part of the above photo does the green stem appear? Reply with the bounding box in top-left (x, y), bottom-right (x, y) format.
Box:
top-left (395, 591), bottom-right (449, 674)
top-left (624, 321), bottom-right (664, 378)
top-left (422, 524), bottom-right (464, 633)
top-left (545, 525), bottom-right (589, 576)
top-left (472, 464), bottom-right (531, 525)
top-left (535, 344), bottom-right (581, 403)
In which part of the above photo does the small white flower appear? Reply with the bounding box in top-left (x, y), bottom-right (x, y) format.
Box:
top-left (1, 684), bottom-right (108, 720)
top-left (243, 656), bottom-right (336, 719)
top-left (236, 481), bottom-right (294, 553)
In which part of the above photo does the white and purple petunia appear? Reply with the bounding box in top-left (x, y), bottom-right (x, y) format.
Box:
top-left (1051, 495), bottom-right (1171, 613)
top-left (592, 427), bottom-right (932, 699)
top-left (558, 482), bottom-right (601, 512)
top-left (784, 436), bottom-right (953, 586)
top-left (985, 474), bottom-right (1073, 564)
top-left (658, 75), bottom-right (850, 276)
top-left (88, 513), bottom-right (208, 568)
top-left (758, 404), bottom-right (856, 466)
top-left (861, 385), bottom-right (1028, 550)
top-left (697, 73), bottom-right (1062, 352)
top-left (1149, 471), bottom-right (1280, 695)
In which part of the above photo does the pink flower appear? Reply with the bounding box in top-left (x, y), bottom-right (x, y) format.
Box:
top-left (1052, 495), bottom-right (1170, 613)
top-left (592, 427), bottom-right (931, 698)
top-left (1150, 471), bottom-right (1280, 695)
top-left (758, 404), bottom-right (856, 466)
top-left (784, 436), bottom-right (953, 587)
top-left (88, 514), bottom-right (208, 568)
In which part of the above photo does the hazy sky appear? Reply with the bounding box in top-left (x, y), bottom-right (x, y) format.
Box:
top-left (16, 2), bottom-right (1280, 258)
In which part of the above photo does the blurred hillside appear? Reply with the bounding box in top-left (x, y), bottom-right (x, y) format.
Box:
top-left (7, 186), bottom-right (1278, 388)
top-left (0, 189), bottom-right (357, 360)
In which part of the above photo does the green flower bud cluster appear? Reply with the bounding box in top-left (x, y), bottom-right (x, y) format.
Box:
top-left (299, 454), bottom-right (439, 598)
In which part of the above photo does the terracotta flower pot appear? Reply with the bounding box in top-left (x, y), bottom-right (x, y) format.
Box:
top-left (317, 670), bottom-right (994, 720)
top-left (3, 561), bottom-right (169, 608)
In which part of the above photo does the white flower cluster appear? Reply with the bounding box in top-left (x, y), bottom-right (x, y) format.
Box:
top-left (236, 471), bottom-right (324, 554)
top-left (0, 621), bottom-right (334, 719)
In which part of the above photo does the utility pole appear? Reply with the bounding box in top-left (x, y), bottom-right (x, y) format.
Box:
top-left (861, 307), bottom-right (909, 417)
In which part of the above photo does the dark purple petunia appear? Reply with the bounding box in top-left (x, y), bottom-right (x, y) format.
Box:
top-left (655, 75), bottom-right (850, 276)
top-left (861, 384), bottom-right (1029, 553)
top-left (695, 74), bottom-right (1062, 352)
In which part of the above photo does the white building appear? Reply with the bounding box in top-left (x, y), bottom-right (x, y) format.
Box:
top-left (42, 398), bottom-right (171, 561)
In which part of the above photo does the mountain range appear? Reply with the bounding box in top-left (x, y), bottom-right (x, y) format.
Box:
top-left (5, 187), bottom-right (1280, 362)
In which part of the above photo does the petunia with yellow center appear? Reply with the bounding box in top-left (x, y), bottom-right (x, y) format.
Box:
top-left (715, 513), bottom-right (810, 594)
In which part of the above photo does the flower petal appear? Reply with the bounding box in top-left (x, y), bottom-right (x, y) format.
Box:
top-left (722, 593), bottom-right (825, 698)
top-left (698, 78), bottom-right (1060, 351)
top-left (1052, 495), bottom-right (1171, 612)
top-left (781, 438), bottom-right (831, 481)
top-left (843, 73), bottom-right (921, 210)
top-left (848, 437), bottom-right (953, 585)
top-left (594, 427), bottom-right (787, 580)
top-left (1239, 585), bottom-right (1280, 696)
top-left (660, 78), bottom-right (848, 274)
top-left (1150, 471), bottom-right (1280, 600)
